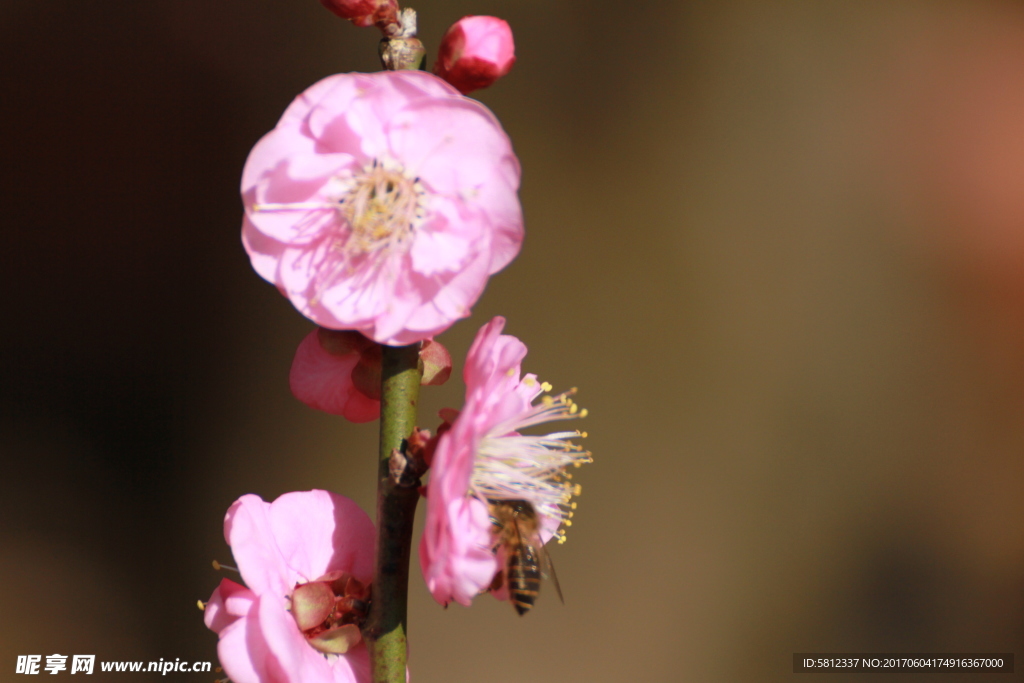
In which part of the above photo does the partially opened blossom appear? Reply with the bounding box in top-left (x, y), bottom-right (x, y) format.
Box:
top-left (290, 329), bottom-right (381, 423)
top-left (290, 329), bottom-right (452, 422)
top-left (419, 317), bottom-right (592, 607)
top-left (242, 71), bottom-right (523, 345)
top-left (204, 490), bottom-right (376, 683)
top-left (434, 16), bottom-right (516, 94)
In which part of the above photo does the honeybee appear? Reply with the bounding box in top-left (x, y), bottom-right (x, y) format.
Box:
top-left (488, 499), bottom-right (563, 615)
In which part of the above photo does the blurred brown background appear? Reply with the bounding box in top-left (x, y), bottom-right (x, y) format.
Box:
top-left (1, 1), bottom-right (1022, 681)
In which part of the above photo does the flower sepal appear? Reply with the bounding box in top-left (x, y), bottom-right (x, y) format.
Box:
top-left (308, 624), bottom-right (363, 655)
top-left (291, 582), bottom-right (335, 631)
top-left (419, 339), bottom-right (452, 386)
top-left (290, 571), bottom-right (371, 655)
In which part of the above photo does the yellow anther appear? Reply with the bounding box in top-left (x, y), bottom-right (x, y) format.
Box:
top-left (579, 409), bottom-right (589, 418)
top-left (573, 484), bottom-right (582, 495)
top-left (212, 560), bottom-right (238, 573)
top-left (197, 600), bottom-right (206, 611)
top-left (541, 381), bottom-right (553, 392)
top-left (569, 404), bottom-right (579, 415)
top-left (580, 431), bottom-right (589, 438)
top-left (564, 520), bottom-right (573, 527)
top-left (574, 461), bottom-right (582, 468)
top-left (571, 502), bottom-right (578, 509)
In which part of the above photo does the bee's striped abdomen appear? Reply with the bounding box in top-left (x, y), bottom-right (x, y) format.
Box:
top-left (508, 544), bottom-right (542, 615)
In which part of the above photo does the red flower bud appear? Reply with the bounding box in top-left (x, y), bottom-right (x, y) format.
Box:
top-left (434, 16), bottom-right (515, 94)
top-left (319, 0), bottom-right (398, 28)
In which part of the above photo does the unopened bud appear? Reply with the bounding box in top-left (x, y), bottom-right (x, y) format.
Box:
top-left (319, 0), bottom-right (398, 27)
top-left (434, 16), bottom-right (515, 94)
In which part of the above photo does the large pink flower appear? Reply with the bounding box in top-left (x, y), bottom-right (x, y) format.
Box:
top-left (242, 71), bottom-right (523, 345)
top-left (204, 490), bottom-right (376, 683)
top-left (418, 317), bottom-right (592, 607)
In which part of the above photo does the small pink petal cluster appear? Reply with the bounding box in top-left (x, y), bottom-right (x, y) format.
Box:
top-left (290, 329), bottom-right (382, 423)
top-left (434, 16), bottom-right (516, 95)
top-left (419, 317), bottom-right (591, 606)
top-left (204, 490), bottom-right (376, 683)
top-left (242, 70), bottom-right (523, 345)
top-left (319, 0), bottom-right (397, 27)
top-left (290, 329), bottom-right (452, 422)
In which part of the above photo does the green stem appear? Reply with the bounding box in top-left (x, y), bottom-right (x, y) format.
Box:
top-left (365, 343), bottom-right (422, 683)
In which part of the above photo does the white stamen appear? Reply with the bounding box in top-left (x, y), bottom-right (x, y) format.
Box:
top-left (249, 157), bottom-right (430, 303)
top-left (470, 389), bottom-right (592, 530)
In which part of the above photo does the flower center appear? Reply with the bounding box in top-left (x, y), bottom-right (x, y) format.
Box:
top-left (331, 158), bottom-right (427, 258)
top-left (470, 382), bottom-right (592, 543)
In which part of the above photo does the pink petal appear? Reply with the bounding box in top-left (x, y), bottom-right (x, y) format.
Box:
top-left (205, 579), bottom-right (256, 634)
top-left (410, 228), bottom-right (471, 276)
top-left (289, 330), bottom-right (381, 423)
top-left (427, 251), bottom-right (490, 323)
top-left (254, 595), bottom-right (371, 683)
top-left (257, 596), bottom-right (335, 683)
top-left (386, 99), bottom-right (513, 196)
top-left (420, 495), bottom-right (496, 606)
top-left (223, 495), bottom-right (293, 599)
top-left (242, 216), bottom-right (286, 285)
top-left (343, 388), bottom-right (382, 423)
top-left (268, 490), bottom-right (376, 585)
top-left (216, 601), bottom-right (284, 683)
top-left (279, 73), bottom-right (358, 131)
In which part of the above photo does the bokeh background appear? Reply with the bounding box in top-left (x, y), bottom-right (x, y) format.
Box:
top-left (2, 1), bottom-right (1022, 681)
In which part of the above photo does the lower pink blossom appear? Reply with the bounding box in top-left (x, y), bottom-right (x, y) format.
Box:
top-left (419, 317), bottom-right (592, 607)
top-left (204, 490), bottom-right (376, 683)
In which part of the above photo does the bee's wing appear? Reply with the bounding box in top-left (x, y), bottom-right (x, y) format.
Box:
top-left (535, 536), bottom-right (565, 605)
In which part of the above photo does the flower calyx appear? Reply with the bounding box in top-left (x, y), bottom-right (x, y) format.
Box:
top-left (290, 571), bottom-right (370, 655)
top-left (419, 339), bottom-right (452, 386)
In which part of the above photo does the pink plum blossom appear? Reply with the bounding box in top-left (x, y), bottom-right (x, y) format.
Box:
top-left (434, 16), bottom-right (516, 95)
top-left (241, 71), bottom-right (523, 345)
top-left (290, 329), bottom-right (381, 423)
top-left (418, 317), bottom-right (592, 607)
top-left (290, 329), bottom-right (453, 422)
top-left (204, 490), bottom-right (376, 683)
